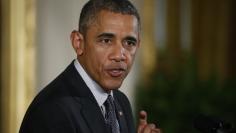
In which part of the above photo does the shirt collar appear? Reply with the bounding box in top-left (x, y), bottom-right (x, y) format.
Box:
top-left (74, 59), bottom-right (112, 106)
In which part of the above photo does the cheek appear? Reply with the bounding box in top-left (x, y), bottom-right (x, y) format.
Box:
top-left (127, 52), bottom-right (136, 65)
top-left (90, 50), bottom-right (108, 70)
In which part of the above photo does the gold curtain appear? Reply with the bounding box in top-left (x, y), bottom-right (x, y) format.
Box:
top-left (140, 0), bottom-right (182, 79)
top-left (140, 0), bottom-right (232, 82)
top-left (140, 0), bottom-right (157, 82)
top-left (166, 0), bottom-right (181, 76)
top-left (0, 0), bottom-right (35, 132)
top-left (191, 0), bottom-right (230, 82)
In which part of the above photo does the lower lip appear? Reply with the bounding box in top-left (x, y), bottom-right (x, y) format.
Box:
top-left (107, 70), bottom-right (124, 77)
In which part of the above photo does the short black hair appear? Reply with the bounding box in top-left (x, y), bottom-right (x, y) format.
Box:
top-left (79, 0), bottom-right (140, 35)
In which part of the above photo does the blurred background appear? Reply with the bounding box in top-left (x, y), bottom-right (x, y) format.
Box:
top-left (1, 0), bottom-right (235, 133)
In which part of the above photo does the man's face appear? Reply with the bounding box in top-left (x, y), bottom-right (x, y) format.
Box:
top-left (75, 10), bottom-right (140, 91)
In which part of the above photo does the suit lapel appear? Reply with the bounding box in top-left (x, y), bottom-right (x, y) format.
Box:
top-left (63, 62), bottom-right (108, 133)
top-left (80, 98), bottom-right (108, 133)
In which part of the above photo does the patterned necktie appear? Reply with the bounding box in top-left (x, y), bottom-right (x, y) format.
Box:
top-left (104, 95), bottom-right (120, 133)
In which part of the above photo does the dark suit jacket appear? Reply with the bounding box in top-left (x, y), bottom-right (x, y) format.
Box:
top-left (19, 61), bottom-right (135, 133)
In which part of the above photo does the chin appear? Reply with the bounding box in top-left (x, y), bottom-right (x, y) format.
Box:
top-left (106, 85), bottom-right (121, 91)
top-left (103, 82), bottom-right (122, 91)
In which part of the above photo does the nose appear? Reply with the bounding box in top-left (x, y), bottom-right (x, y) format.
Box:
top-left (109, 43), bottom-right (126, 62)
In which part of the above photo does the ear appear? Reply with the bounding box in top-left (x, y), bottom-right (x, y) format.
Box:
top-left (70, 30), bottom-right (84, 56)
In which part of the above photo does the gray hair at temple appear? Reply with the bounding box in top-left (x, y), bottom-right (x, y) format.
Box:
top-left (78, 0), bottom-right (141, 36)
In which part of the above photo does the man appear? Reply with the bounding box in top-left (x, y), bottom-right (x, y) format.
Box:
top-left (20, 0), bottom-right (160, 133)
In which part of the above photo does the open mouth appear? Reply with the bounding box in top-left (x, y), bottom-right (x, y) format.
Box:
top-left (107, 68), bottom-right (125, 77)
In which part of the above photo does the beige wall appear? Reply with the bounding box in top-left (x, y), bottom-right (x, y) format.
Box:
top-left (36, 0), bottom-right (86, 90)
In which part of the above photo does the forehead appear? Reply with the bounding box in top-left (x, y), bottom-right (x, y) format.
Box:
top-left (89, 10), bottom-right (139, 34)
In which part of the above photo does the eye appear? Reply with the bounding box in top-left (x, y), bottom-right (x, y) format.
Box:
top-left (100, 38), bottom-right (112, 44)
top-left (124, 40), bottom-right (137, 47)
top-left (128, 40), bottom-right (136, 46)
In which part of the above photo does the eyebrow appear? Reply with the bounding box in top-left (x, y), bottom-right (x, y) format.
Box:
top-left (97, 33), bottom-right (138, 43)
top-left (97, 33), bottom-right (115, 38)
top-left (124, 36), bottom-right (137, 43)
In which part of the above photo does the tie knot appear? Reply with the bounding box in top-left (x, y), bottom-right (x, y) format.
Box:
top-left (107, 94), bottom-right (114, 102)
top-left (104, 95), bottom-right (114, 110)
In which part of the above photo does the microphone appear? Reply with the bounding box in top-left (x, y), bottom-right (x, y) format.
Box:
top-left (193, 114), bottom-right (235, 133)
